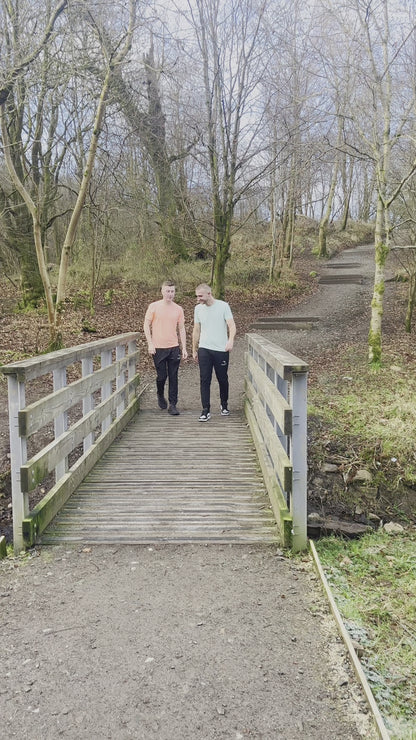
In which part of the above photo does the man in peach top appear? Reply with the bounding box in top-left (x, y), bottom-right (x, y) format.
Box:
top-left (144, 281), bottom-right (188, 415)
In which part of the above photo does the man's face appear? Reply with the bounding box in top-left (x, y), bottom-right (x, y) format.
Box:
top-left (162, 284), bottom-right (176, 301)
top-left (196, 287), bottom-right (211, 304)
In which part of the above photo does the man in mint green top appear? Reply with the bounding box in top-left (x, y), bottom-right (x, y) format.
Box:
top-left (192, 283), bottom-right (236, 422)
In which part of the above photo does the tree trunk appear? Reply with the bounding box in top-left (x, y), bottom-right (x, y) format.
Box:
top-left (212, 235), bottom-right (230, 299)
top-left (211, 201), bottom-right (232, 298)
top-left (405, 275), bottom-right (416, 333)
top-left (368, 194), bottom-right (388, 363)
top-left (269, 190), bottom-right (282, 282)
top-left (340, 150), bottom-right (352, 231)
top-left (316, 165), bottom-right (338, 258)
top-left (316, 115), bottom-right (343, 257)
top-left (283, 192), bottom-right (295, 259)
top-left (112, 42), bottom-right (187, 261)
top-left (18, 236), bottom-right (44, 308)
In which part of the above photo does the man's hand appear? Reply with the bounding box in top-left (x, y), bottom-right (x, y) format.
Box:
top-left (147, 343), bottom-right (156, 355)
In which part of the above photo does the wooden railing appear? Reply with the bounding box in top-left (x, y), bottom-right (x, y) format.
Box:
top-left (1, 333), bottom-right (140, 551)
top-left (245, 334), bottom-right (308, 551)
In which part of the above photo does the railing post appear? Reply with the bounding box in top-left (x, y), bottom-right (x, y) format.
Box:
top-left (116, 344), bottom-right (126, 417)
top-left (128, 339), bottom-right (138, 405)
top-left (7, 374), bottom-right (27, 552)
top-left (128, 340), bottom-right (136, 379)
top-left (53, 367), bottom-right (68, 481)
top-left (82, 357), bottom-right (94, 452)
top-left (290, 371), bottom-right (308, 551)
top-left (101, 348), bottom-right (113, 432)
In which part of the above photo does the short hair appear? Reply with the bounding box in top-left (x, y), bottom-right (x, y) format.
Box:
top-left (162, 280), bottom-right (175, 288)
top-left (196, 283), bottom-right (211, 292)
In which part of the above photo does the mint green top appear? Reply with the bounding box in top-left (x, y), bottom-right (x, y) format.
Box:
top-left (194, 300), bottom-right (233, 351)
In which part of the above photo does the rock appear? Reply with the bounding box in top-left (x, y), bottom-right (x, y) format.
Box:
top-left (353, 469), bottom-right (373, 483)
top-left (321, 517), bottom-right (372, 538)
top-left (368, 512), bottom-right (381, 523)
top-left (336, 674), bottom-right (349, 687)
top-left (383, 521), bottom-right (404, 534)
top-left (351, 640), bottom-right (365, 658)
top-left (308, 512), bottom-right (324, 524)
top-left (311, 476), bottom-right (325, 487)
top-left (367, 511), bottom-right (381, 524)
top-left (321, 463), bottom-right (339, 473)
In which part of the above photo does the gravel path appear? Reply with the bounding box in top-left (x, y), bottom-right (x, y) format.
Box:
top-left (1, 245), bottom-right (381, 739)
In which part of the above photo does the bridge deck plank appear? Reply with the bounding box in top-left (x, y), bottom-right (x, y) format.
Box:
top-left (41, 409), bottom-right (278, 545)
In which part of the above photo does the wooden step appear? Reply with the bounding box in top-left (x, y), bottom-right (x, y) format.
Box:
top-left (250, 318), bottom-right (318, 330)
top-left (318, 274), bottom-right (363, 284)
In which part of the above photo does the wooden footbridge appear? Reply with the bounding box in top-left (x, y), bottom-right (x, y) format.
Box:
top-left (2, 333), bottom-right (308, 553)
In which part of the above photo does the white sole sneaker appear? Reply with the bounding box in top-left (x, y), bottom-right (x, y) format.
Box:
top-left (199, 412), bottom-right (211, 422)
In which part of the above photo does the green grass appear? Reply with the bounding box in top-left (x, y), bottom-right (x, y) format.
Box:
top-left (308, 347), bottom-right (416, 487)
top-left (308, 338), bottom-right (416, 736)
top-left (315, 530), bottom-right (416, 736)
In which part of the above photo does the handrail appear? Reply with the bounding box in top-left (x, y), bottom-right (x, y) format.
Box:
top-left (1, 333), bottom-right (140, 551)
top-left (245, 333), bottom-right (308, 551)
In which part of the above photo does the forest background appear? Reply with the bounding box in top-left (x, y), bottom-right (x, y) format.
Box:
top-left (1, 1), bottom-right (416, 731)
top-left (2, 0), bottom-right (416, 357)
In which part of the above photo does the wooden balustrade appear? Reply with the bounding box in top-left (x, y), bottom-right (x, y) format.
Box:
top-left (245, 334), bottom-right (308, 551)
top-left (1, 333), bottom-right (140, 551)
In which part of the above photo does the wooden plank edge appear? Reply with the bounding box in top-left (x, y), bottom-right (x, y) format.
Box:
top-left (40, 535), bottom-right (279, 545)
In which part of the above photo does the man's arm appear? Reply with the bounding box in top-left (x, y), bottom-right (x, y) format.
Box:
top-left (225, 318), bottom-right (236, 352)
top-left (179, 321), bottom-right (188, 359)
top-left (192, 322), bottom-right (201, 360)
top-left (143, 314), bottom-right (155, 355)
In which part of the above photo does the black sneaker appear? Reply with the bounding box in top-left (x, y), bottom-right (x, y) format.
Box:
top-left (199, 410), bottom-right (211, 422)
top-left (220, 406), bottom-right (230, 416)
top-left (168, 405), bottom-right (180, 416)
top-left (158, 395), bottom-right (168, 410)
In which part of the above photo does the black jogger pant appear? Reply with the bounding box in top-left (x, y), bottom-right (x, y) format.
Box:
top-left (153, 346), bottom-right (181, 405)
top-left (197, 347), bottom-right (229, 412)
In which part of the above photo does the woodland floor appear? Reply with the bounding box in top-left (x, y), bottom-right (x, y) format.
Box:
top-left (0, 244), bottom-right (411, 739)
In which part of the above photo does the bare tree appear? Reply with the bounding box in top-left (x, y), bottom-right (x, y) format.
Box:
top-left (0, 0), bottom-right (136, 348)
top-left (261, 0), bottom-right (326, 266)
top-left (0, 0), bottom-right (68, 305)
top-left (323, 0), bottom-right (416, 362)
top-left (183, 0), bottom-right (271, 298)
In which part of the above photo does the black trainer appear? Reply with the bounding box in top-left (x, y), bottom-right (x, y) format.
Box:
top-left (199, 409), bottom-right (211, 422)
top-left (220, 406), bottom-right (230, 416)
top-left (168, 405), bottom-right (180, 416)
top-left (158, 395), bottom-right (168, 410)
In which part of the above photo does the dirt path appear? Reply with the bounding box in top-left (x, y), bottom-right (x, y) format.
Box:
top-left (1, 245), bottom-right (382, 739)
top-left (2, 545), bottom-right (376, 739)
